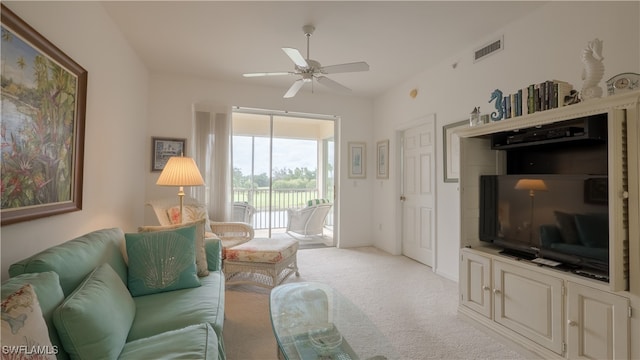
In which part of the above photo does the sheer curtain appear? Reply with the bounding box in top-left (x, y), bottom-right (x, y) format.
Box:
top-left (192, 107), bottom-right (232, 221)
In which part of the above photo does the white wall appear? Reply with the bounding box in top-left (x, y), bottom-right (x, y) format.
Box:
top-left (144, 73), bottom-right (374, 249)
top-left (1, 2), bottom-right (148, 279)
top-left (372, 2), bottom-right (640, 281)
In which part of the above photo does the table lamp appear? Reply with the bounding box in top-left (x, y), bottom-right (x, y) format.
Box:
top-left (515, 179), bottom-right (547, 245)
top-left (156, 156), bottom-right (205, 223)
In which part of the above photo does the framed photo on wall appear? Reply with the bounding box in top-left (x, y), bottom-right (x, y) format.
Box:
top-left (443, 120), bottom-right (468, 183)
top-left (376, 140), bottom-right (389, 179)
top-left (348, 142), bottom-right (366, 179)
top-left (1, 5), bottom-right (88, 225)
top-left (152, 137), bottom-right (186, 171)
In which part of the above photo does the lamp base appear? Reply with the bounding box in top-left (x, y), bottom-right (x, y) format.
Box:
top-left (178, 186), bottom-right (185, 224)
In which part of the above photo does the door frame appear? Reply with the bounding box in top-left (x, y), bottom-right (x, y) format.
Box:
top-left (394, 113), bottom-right (438, 270)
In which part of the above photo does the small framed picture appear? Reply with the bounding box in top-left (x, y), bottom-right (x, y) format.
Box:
top-left (376, 140), bottom-right (389, 179)
top-left (152, 137), bottom-right (186, 172)
top-left (348, 142), bottom-right (366, 179)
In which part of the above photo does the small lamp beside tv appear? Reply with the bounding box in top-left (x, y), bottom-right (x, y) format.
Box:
top-left (515, 179), bottom-right (547, 245)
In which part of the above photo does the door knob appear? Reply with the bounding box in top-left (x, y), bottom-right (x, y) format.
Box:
top-left (492, 289), bottom-right (501, 295)
top-left (568, 320), bottom-right (578, 327)
top-left (482, 285), bottom-right (490, 291)
top-left (400, 196), bottom-right (406, 201)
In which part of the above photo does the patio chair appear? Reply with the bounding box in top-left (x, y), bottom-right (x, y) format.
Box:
top-left (232, 202), bottom-right (256, 225)
top-left (286, 199), bottom-right (333, 237)
top-left (147, 197), bottom-right (254, 254)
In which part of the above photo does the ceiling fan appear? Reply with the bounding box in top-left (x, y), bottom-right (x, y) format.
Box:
top-left (242, 25), bottom-right (370, 98)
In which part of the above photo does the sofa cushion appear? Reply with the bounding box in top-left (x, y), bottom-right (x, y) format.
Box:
top-left (128, 273), bottom-right (225, 356)
top-left (2, 271), bottom-right (67, 360)
top-left (574, 213), bottom-right (609, 248)
top-left (205, 237), bottom-right (223, 272)
top-left (8, 228), bottom-right (128, 297)
top-left (138, 218), bottom-right (209, 277)
top-left (53, 263), bottom-right (135, 360)
top-left (126, 225), bottom-right (201, 296)
top-left (120, 323), bottom-right (218, 360)
top-left (1, 284), bottom-right (56, 360)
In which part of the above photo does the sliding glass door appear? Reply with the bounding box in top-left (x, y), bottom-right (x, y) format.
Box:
top-left (232, 109), bottom-right (335, 240)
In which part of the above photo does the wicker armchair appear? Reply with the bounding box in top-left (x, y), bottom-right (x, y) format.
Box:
top-left (286, 200), bottom-right (332, 237)
top-left (147, 197), bottom-right (254, 253)
top-left (232, 202), bottom-right (256, 225)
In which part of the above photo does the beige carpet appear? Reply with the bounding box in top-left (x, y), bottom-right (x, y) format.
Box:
top-left (223, 246), bottom-right (526, 360)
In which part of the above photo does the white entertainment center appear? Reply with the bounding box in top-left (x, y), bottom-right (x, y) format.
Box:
top-left (456, 90), bottom-right (639, 359)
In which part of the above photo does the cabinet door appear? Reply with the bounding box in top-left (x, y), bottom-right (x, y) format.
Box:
top-left (460, 251), bottom-right (492, 318)
top-left (567, 282), bottom-right (630, 359)
top-left (493, 261), bottom-right (564, 354)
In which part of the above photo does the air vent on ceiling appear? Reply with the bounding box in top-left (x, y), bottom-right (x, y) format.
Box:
top-left (474, 36), bottom-right (504, 63)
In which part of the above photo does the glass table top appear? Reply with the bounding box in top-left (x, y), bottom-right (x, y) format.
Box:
top-left (270, 282), bottom-right (394, 360)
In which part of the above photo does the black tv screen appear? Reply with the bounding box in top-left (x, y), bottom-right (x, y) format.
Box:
top-left (479, 174), bottom-right (609, 275)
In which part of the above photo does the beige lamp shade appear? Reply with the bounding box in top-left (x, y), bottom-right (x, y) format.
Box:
top-left (156, 156), bottom-right (204, 186)
top-left (514, 179), bottom-right (547, 192)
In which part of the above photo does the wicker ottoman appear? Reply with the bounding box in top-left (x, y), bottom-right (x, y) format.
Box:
top-left (223, 238), bottom-right (299, 289)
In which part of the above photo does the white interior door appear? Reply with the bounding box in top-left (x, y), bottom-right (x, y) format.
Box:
top-left (401, 120), bottom-right (435, 266)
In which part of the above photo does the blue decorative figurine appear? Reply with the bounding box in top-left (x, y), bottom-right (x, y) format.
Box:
top-left (488, 89), bottom-right (504, 121)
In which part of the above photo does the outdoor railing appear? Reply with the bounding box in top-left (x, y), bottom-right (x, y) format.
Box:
top-left (233, 188), bottom-right (333, 230)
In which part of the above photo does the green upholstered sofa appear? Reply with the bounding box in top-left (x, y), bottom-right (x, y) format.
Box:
top-left (2, 227), bottom-right (226, 360)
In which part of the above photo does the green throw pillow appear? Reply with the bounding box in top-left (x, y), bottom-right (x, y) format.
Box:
top-left (53, 263), bottom-right (135, 360)
top-left (126, 225), bottom-right (201, 296)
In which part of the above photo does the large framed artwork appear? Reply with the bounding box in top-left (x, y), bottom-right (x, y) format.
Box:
top-left (151, 137), bottom-right (186, 172)
top-left (442, 120), bottom-right (467, 183)
top-left (347, 142), bottom-right (366, 179)
top-left (376, 139), bottom-right (389, 179)
top-left (1, 5), bottom-right (88, 225)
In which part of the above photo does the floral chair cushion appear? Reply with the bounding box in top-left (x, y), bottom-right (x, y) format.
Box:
top-left (225, 238), bottom-right (298, 264)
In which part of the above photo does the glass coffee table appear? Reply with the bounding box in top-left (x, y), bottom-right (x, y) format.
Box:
top-left (270, 282), bottom-right (394, 360)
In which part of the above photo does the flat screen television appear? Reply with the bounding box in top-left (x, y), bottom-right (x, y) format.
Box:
top-left (479, 174), bottom-right (609, 279)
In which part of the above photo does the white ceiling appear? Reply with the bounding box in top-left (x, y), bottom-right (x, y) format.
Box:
top-left (102, 1), bottom-right (545, 99)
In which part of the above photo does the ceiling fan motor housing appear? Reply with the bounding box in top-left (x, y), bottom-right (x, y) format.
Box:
top-left (302, 25), bottom-right (315, 36)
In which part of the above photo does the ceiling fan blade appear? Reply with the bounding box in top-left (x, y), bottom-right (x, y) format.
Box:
top-left (320, 61), bottom-right (369, 74)
top-left (283, 79), bottom-right (306, 98)
top-left (243, 72), bottom-right (292, 77)
top-left (316, 76), bottom-right (351, 93)
top-left (282, 48), bottom-right (308, 68)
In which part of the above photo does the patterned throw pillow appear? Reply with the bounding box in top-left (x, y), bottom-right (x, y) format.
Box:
top-left (138, 218), bottom-right (209, 276)
top-left (126, 225), bottom-right (201, 296)
top-left (167, 204), bottom-right (212, 230)
top-left (1, 284), bottom-right (57, 359)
